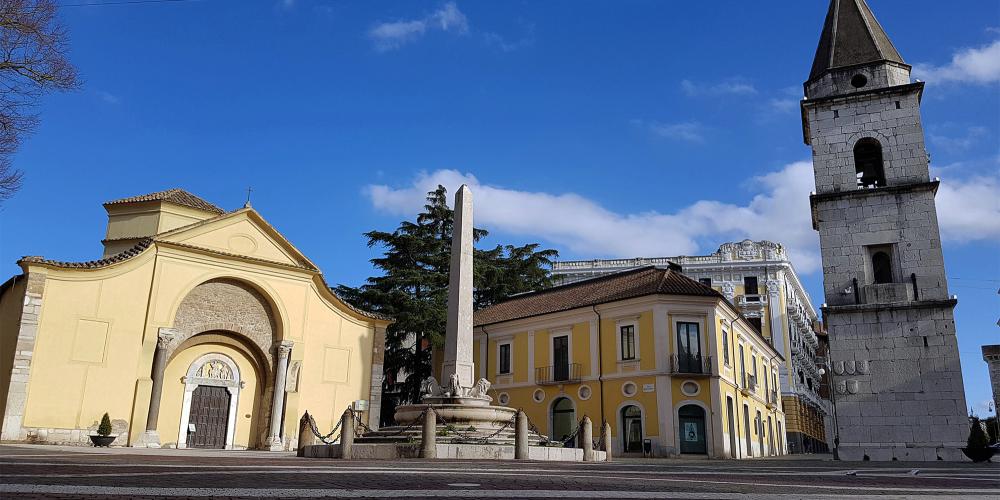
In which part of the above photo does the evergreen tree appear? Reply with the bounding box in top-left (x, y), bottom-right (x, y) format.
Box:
top-left (335, 185), bottom-right (557, 424)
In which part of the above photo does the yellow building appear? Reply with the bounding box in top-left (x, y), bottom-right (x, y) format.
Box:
top-left (471, 265), bottom-right (786, 458)
top-left (0, 189), bottom-right (390, 450)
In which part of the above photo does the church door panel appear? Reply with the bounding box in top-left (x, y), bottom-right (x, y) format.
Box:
top-left (188, 385), bottom-right (230, 449)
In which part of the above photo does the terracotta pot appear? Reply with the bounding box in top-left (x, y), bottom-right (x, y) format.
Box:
top-left (89, 435), bottom-right (116, 447)
top-left (961, 447), bottom-right (996, 463)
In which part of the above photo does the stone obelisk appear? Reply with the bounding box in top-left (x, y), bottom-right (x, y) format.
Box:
top-left (440, 185), bottom-right (475, 390)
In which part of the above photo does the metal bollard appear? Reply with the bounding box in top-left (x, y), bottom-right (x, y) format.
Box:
top-left (297, 411), bottom-right (316, 457)
top-left (602, 421), bottom-right (612, 462)
top-left (340, 408), bottom-right (354, 459)
top-left (582, 416), bottom-right (594, 461)
top-left (422, 408), bottom-right (437, 459)
top-left (515, 410), bottom-right (529, 460)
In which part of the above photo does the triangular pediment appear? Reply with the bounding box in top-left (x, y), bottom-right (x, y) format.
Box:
top-left (155, 209), bottom-right (318, 270)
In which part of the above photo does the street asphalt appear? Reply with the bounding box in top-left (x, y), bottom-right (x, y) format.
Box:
top-left (0, 444), bottom-right (997, 499)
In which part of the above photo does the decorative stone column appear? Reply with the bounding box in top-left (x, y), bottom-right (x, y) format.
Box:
top-left (267, 340), bottom-right (294, 451)
top-left (138, 328), bottom-right (176, 448)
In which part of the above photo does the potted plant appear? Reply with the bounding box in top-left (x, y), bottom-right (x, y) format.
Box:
top-left (961, 417), bottom-right (995, 463)
top-left (89, 413), bottom-right (116, 447)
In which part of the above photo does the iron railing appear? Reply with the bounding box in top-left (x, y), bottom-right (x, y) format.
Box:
top-left (669, 354), bottom-right (712, 376)
top-left (535, 363), bottom-right (582, 385)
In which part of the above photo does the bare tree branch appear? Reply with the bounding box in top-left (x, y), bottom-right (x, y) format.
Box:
top-left (0, 0), bottom-right (78, 204)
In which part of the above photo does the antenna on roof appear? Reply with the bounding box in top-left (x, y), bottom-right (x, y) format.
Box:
top-left (244, 186), bottom-right (253, 209)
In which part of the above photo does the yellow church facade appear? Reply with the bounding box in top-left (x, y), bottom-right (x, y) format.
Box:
top-left (471, 266), bottom-right (786, 458)
top-left (0, 189), bottom-right (390, 450)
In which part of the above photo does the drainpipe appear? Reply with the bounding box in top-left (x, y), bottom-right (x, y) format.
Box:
top-left (592, 306), bottom-right (605, 426)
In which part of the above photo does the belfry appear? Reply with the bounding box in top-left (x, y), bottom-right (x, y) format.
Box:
top-left (802, 0), bottom-right (968, 461)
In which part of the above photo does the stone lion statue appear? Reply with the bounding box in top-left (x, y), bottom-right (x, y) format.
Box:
top-left (421, 376), bottom-right (443, 397)
top-left (446, 373), bottom-right (463, 397)
top-left (467, 378), bottom-right (492, 401)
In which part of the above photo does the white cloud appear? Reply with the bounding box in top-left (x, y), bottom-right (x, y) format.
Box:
top-left (934, 173), bottom-right (1000, 243)
top-left (96, 91), bottom-right (120, 104)
top-left (913, 39), bottom-right (1000, 84)
top-left (633, 119), bottom-right (708, 143)
top-left (929, 126), bottom-right (989, 153)
top-left (767, 98), bottom-right (798, 114)
top-left (366, 164), bottom-right (1000, 276)
top-left (369, 2), bottom-right (468, 51)
top-left (365, 162), bottom-right (822, 273)
top-left (681, 79), bottom-right (757, 97)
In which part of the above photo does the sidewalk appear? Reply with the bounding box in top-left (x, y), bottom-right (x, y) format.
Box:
top-left (0, 443), bottom-right (296, 458)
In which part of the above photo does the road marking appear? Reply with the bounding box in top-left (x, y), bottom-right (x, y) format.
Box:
top-left (447, 483), bottom-right (480, 487)
top-left (2, 468), bottom-right (996, 494)
top-left (1, 485), bottom-right (993, 499)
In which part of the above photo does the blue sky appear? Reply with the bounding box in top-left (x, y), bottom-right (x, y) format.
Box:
top-left (1, 1), bottom-right (998, 415)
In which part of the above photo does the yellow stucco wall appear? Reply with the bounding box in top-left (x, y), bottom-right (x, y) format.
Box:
top-left (476, 297), bottom-right (785, 458)
top-left (3, 207), bottom-right (386, 448)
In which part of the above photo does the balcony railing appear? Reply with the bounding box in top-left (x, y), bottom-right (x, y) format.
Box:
top-left (669, 354), bottom-right (713, 376)
top-left (766, 391), bottom-right (779, 408)
top-left (741, 374), bottom-right (759, 396)
top-left (535, 363), bottom-right (582, 385)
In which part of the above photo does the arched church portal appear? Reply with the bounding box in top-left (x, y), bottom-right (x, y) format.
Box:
top-left (178, 353), bottom-right (242, 449)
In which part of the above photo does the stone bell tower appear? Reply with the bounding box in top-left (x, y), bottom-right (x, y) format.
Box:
top-left (801, 0), bottom-right (968, 461)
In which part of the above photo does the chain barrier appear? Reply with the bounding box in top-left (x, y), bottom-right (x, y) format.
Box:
top-left (347, 407), bottom-right (428, 438)
top-left (435, 411), bottom-right (516, 444)
top-left (306, 412), bottom-right (342, 445)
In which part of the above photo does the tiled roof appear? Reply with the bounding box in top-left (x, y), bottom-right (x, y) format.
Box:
top-left (104, 188), bottom-right (225, 214)
top-left (20, 239), bottom-right (153, 269)
top-left (474, 266), bottom-right (720, 326)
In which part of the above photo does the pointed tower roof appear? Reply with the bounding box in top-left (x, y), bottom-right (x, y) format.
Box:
top-left (809, 0), bottom-right (905, 81)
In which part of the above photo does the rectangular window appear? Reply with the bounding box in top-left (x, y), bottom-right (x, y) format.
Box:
top-left (739, 344), bottom-right (746, 387)
top-left (744, 276), bottom-right (759, 296)
top-left (763, 368), bottom-right (769, 399)
top-left (699, 278), bottom-right (712, 287)
top-left (499, 343), bottom-right (511, 375)
top-left (620, 325), bottom-right (636, 361)
top-left (747, 317), bottom-right (762, 333)
top-left (722, 330), bottom-right (730, 365)
top-left (676, 322), bottom-right (702, 373)
top-left (752, 356), bottom-right (758, 381)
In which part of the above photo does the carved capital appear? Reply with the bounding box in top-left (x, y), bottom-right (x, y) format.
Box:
top-left (275, 340), bottom-right (294, 359)
top-left (156, 328), bottom-right (178, 349)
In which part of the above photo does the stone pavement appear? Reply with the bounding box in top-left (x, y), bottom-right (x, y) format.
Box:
top-left (0, 445), bottom-right (996, 499)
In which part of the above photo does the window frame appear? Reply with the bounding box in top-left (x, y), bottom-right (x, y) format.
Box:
top-left (497, 341), bottom-right (512, 375)
top-left (722, 328), bottom-right (731, 366)
top-left (619, 324), bottom-right (637, 361)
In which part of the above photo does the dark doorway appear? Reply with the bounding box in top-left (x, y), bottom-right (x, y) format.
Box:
top-left (727, 397), bottom-right (738, 458)
top-left (188, 385), bottom-right (230, 449)
top-left (743, 404), bottom-right (752, 457)
top-left (678, 405), bottom-right (707, 454)
top-left (872, 251), bottom-right (893, 284)
top-left (551, 397), bottom-right (576, 447)
top-left (621, 405), bottom-right (643, 453)
top-left (553, 335), bottom-right (569, 381)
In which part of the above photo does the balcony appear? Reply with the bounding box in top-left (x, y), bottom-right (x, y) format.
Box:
top-left (861, 282), bottom-right (914, 305)
top-left (740, 374), bottom-right (758, 396)
top-left (669, 354), bottom-right (713, 377)
top-left (535, 363), bottom-right (581, 385)
top-left (766, 391), bottom-right (779, 409)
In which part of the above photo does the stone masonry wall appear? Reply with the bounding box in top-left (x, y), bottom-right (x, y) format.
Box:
top-left (806, 88), bottom-right (930, 194)
top-left (827, 303), bottom-right (967, 461)
top-left (1, 273), bottom-right (45, 441)
top-left (815, 188), bottom-right (949, 306)
top-left (984, 345), bottom-right (1000, 407)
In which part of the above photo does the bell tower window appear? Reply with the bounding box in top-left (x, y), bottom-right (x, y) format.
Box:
top-left (872, 252), bottom-right (892, 284)
top-left (854, 138), bottom-right (885, 189)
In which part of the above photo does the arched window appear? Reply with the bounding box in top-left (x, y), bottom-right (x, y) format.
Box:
top-left (854, 138), bottom-right (885, 188)
top-left (872, 251), bottom-right (893, 284)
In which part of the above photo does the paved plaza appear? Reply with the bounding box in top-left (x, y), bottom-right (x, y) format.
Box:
top-left (0, 445), bottom-right (997, 499)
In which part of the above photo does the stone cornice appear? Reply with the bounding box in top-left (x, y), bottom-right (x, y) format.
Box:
top-left (822, 298), bottom-right (958, 315)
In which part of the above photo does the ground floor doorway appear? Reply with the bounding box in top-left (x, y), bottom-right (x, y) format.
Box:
top-left (678, 404), bottom-right (707, 454)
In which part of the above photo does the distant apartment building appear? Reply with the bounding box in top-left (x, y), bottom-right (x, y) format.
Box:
top-left (551, 240), bottom-right (832, 453)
